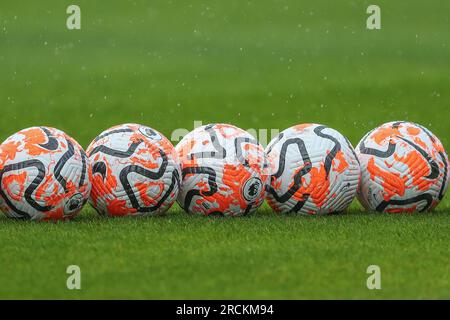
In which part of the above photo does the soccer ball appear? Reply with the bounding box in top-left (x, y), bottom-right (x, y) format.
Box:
top-left (265, 124), bottom-right (360, 215)
top-left (0, 127), bottom-right (90, 221)
top-left (87, 124), bottom-right (180, 217)
top-left (356, 121), bottom-right (449, 213)
top-left (176, 123), bottom-right (269, 216)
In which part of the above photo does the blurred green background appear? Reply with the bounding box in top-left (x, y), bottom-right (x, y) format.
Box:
top-left (1, 0), bottom-right (449, 147)
top-left (0, 0), bottom-right (449, 299)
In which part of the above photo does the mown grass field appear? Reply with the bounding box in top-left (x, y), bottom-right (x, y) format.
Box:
top-left (0, 0), bottom-right (449, 299)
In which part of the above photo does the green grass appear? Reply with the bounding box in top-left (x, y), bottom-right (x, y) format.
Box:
top-left (0, 0), bottom-right (449, 299)
top-left (1, 207), bottom-right (450, 299)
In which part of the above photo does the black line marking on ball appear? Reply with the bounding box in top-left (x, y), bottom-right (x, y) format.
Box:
top-left (313, 125), bottom-right (341, 178)
top-left (188, 125), bottom-right (226, 160)
top-left (54, 138), bottom-right (75, 192)
top-left (376, 193), bottom-right (433, 212)
top-left (235, 136), bottom-right (259, 167)
top-left (89, 140), bottom-right (143, 158)
top-left (359, 139), bottom-right (397, 158)
top-left (438, 151), bottom-right (448, 200)
top-left (182, 166), bottom-right (218, 212)
top-left (38, 127), bottom-right (59, 151)
top-left (0, 159), bottom-right (53, 219)
top-left (266, 132), bottom-right (284, 155)
top-left (92, 162), bottom-right (107, 181)
top-left (119, 149), bottom-right (175, 213)
top-left (79, 149), bottom-right (87, 187)
top-left (397, 136), bottom-right (439, 180)
top-left (267, 138), bottom-right (312, 212)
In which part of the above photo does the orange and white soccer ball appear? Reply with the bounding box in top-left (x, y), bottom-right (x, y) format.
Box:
top-left (265, 124), bottom-right (360, 215)
top-left (356, 121), bottom-right (449, 213)
top-left (87, 124), bottom-right (180, 217)
top-left (0, 127), bottom-right (90, 221)
top-left (176, 124), bottom-right (269, 216)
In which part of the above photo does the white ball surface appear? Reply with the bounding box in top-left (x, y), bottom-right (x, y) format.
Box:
top-left (356, 121), bottom-right (449, 213)
top-left (176, 123), bottom-right (269, 216)
top-left (0, 127), bottom-right (90, 220)
top-left (265, 123), bottom-right (360, 215)
top-left (87, 124), bottom-right (180, 217)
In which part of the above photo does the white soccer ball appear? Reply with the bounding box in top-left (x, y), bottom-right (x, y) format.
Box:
top-left (356, 121), bottom-right (449, 213)
top-left (176, 123), bottom-right (269, 216)
top-left (265, 123), bottom-right (360, 215)
top-left (86, 124), bottom-right (180, 217)
top-left (0, 127), bottom-right (90, 221)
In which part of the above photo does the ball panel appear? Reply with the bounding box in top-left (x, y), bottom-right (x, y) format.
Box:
top-left (356, 121), bottom-right (448, 213)
top-left (0, 127), bottom-right (90, 221)
top-left (87, 124), bottom-right (180, 217)
top-left (266, 124), bottom-right (360, 215)
top-left (176, 124), bottom-right (269, 216)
